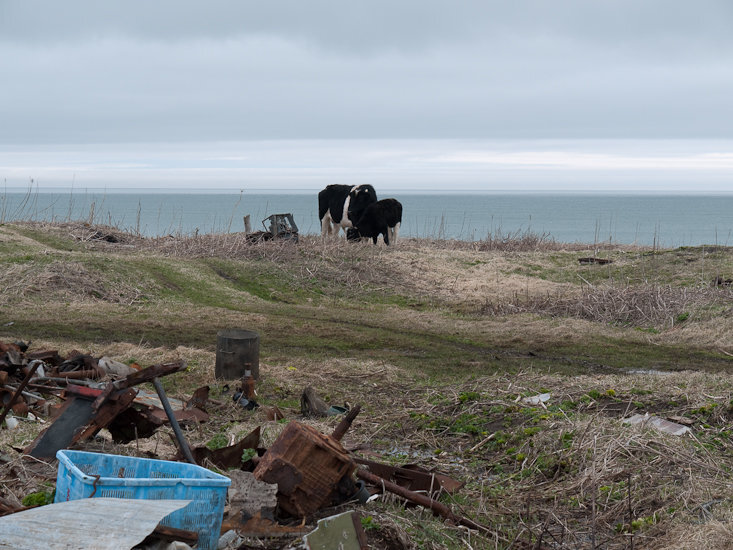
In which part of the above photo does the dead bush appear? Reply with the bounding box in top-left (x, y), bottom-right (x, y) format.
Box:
top-left (482, 283), bottom-right (733, 328)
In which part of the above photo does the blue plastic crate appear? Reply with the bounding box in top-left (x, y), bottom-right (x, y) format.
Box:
top-left (55, 449), bottom-right (230, 549)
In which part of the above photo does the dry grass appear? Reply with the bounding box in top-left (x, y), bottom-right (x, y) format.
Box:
top-left (483, 283), bottom-right (733, 329)
top-left (2, 342), bottom-right (733, 548)
top-left (2, 222), bottom-right (733, 548)
top-left (0, 260), bottom-right (146, 306)
top-left (372, 369), bottom-right (733, 549)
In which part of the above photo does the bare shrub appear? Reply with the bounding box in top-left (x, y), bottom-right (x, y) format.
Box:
top-left (0, 260), bottom-right (145, 305)
top-left (409, 229), bottom-right (646, 253)
top-left (16, 221), bottom-right (144, 247)
top-left (483, 283), bottom-right (733, 328)
top-left (144, 233), bottom-right (398, 289)
top-left (475, 228), bottom-right (559, 252)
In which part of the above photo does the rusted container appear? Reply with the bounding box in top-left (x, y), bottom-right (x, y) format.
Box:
top-left (253, 421), bottom-right (356, 517)
top-left (215, 329), bottom-right (259, 380)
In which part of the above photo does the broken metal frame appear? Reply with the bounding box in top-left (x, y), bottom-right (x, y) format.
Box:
top-left (25, 361), bottom-right (188, 459)
top-left (262, 213), bottom-right (299, 239)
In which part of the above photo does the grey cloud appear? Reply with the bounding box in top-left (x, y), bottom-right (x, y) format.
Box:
top-left (3, 1), bottom-right (733, 54)
top-left (1, 1), bottom-right (733, 145)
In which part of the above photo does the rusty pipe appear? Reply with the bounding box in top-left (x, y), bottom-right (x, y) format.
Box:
top-left (0, 361), bottom-right (41, 428)
top-left (356, 468), bottom-right (489, 533)
top-left (152, 377), bottom-right (197, 465)
top-left (331, 403), bottom-right (361, 442)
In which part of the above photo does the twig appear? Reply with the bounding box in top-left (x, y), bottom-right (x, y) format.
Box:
top-left (469, 432), bottom-right (496, 452)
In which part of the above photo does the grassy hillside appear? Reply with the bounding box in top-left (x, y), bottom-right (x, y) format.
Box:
top-left (1, 221), bottom-right (732, 549)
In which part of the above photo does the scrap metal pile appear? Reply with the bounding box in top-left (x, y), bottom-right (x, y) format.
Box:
top-left (0, 340), bottom-right (485, 549)
top-left (0, 341), bottom-right (206, 461)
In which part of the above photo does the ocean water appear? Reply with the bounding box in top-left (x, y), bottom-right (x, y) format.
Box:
top-left (1, 190), bottom-right (731, 247)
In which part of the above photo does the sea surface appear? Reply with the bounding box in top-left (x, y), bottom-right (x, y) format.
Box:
top-left (1, 190), bottom-right (731, 247)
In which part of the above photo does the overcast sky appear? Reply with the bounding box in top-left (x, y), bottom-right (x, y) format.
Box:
top-left (2, 1), bottom-right (732, 192)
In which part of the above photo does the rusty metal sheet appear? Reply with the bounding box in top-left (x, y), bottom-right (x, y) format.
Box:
top-left (106, 388), bottom-right (208, 443)
top-left (185, 385), bottom-right (209, 411)
top-left (221, 511), bottom-right (309, 538)
top-left (26, 361), bottom-right (190, 456)
top-left (0, 498), bottom-right (190, 550)
top-left (26, 388), bottom-right (137, 458)
top-left (188, 427), bottom-right (260, 469)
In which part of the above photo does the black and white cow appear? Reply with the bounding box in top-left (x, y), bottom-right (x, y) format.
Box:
top-left (347, 198), bottom-right (403, 245)
top-left (318, 184), bottom-right (378, 238)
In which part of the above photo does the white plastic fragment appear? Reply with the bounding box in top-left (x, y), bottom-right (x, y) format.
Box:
top-left (97, 356), bottom-right (137, 377)
top-left (624, 413), bottom-right (691, 436)
top-left (5, 417), bottom-right (19, 430)
top-left (523, 393), bottom-right (551, 405)
top-left (217, 530), bottom-right (243, 549)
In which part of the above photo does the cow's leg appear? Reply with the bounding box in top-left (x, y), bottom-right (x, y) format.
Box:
top-left (334, 222), bottom-right (348, 239)
top-left (320, 212), bottom-right (333, 237)
top-left (391, 223), bottom-right (400, 245)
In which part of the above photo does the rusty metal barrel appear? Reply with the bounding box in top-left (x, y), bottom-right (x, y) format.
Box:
top-left (215, 329), bottom-right (259, 380)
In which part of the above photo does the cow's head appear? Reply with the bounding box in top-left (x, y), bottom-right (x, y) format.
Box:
top-left (346, 227), bottom-right (362, 241)
top-left (346, 184), bottom-right (377, 222)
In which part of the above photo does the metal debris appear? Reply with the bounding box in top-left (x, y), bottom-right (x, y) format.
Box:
top-left (300, 386), bottom-right (329, 416)
top-left (578, 256), bottom-right (612, 265)
top-left (253, 421), bottom-right (358, 518)
top-left (356, 468), bottom-right (489, 533)
top-left (246, 213), bottom-right (299, 243)
top-left (303, 511), bottom-right (368, 550)
top-left (25, 361), bottom-right (187, 458)
top-left (0, 361), bottom-right (42, 428)
top-left (0, 497), bottom-right (190, 550)
top-left (353, 458), bottom-right (463, 497)
top-left (108, 387), bottom-right (208, 443)
top-left (186, 427), bottom-right (261, 470)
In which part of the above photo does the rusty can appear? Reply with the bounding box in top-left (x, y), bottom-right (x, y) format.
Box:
top-left (243, 366), bottom-right (256, 400)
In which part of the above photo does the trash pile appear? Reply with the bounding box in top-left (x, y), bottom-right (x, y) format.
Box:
top-left (0, 339), bottom-right (484, 549)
